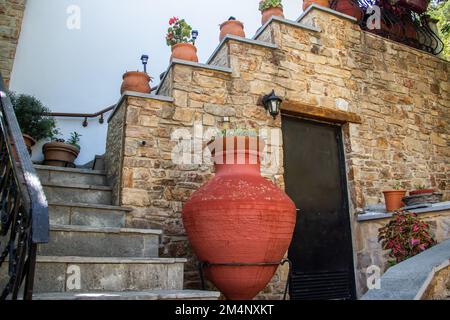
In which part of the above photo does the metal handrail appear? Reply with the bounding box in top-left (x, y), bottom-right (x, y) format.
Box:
top-left (0, 72), bottom-right (49, 300)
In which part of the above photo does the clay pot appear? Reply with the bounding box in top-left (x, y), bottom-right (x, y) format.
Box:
top-left (182, 136), bottom-right (296, 300)
top-left (333, 0), bottom-right (362, 21)
top-left (120, 71), bottom-right (151, 95)
top-left (261, 7), bottom-right (284, 25)
top-left (398, 0), bottom-right (430, 14)
top-left (43, 141), bottom-right (80, 167)
top-left (383, 190), bottom-right (407, 212)
top-left (171, 43), bottom-right (199, 62)
top-left (303, 0), bottom-right (330, 11)
top-left (11, 134), bottom-right (36, 160)
top-left (219, 20), bottom-right (245, 41)
top-left (410, 189), bottom-right (435, 196)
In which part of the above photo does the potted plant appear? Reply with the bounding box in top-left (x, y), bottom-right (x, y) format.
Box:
top-left (166, 17), bottom-right (199, 62)
top-left (332, 0), bottom-right (363, 21)
top-left (383, 182), bottom-right (407, 212)
top-left (302, 0), bottom-right (330, 11)
top-left (378, 211), bottom-right (436, 266)
top-left (8, 92), bottom-right (57, 156)
top-left (43, 131), bottom-right (81, 167)
top-left (182, 129), bottom-right (296, 300)
top-left (120, 71), bottom-right (152, 95)
top-left (259, 0), bottom-right (285, 25)
top-left (219, 16), bottom-right (245, 41)
top-left (410, 184), bottom-right (435, 196)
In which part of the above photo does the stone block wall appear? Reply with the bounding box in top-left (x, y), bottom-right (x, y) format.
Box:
top-left (0, 0), bottom-right (26, 87)
top-left (423, 263), bottom-right (450, 300)
top-left (106, 7), bottom-right (449, 299)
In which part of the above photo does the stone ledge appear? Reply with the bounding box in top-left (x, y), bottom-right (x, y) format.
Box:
top-left (362, 240), bottom-right (450, 300)
top-left (108, 91), bottom-right (174, 123)
top-left (156, 58), bottom-right (233, 96)
top-left (253, 15), bottom-right (321, 41)
top-left (358, 202), bottom-right (450, 222)
top-left (296, 4), bottom-right (358, 24)
top-left (206, 34), bottom-right (279, 65)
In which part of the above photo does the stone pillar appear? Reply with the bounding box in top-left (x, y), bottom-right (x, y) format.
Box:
top-left (0, 0), bottom-right (27, 87)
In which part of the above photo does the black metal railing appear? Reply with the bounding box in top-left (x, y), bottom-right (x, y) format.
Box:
top-left (330, 0), bottom-right (444, 55)
top-left (0, 73), bottom-right (49, 300)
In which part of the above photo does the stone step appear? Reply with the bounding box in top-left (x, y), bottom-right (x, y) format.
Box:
top-left (32, 290), bottom-right (221, 300)
top-left (38, 225), bottom-right (161, 258)
top-left (0, 256), bottom-right (187, 293)
top-left (49, 202), bottom-right (130, 228)
top-left (35, 165), bottom-right (107, 186)
top-left (43, 182), bottom-right (112, 205)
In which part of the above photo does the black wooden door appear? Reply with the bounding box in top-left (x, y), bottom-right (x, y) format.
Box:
top-left (282, 116), bottom-right (356, 300)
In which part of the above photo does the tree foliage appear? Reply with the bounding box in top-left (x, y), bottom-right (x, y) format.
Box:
top-left (428, 0), bottom-right (450, 59)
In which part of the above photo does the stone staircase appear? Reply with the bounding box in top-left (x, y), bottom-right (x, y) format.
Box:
top-left (0, 165), bottom-right (219, 300)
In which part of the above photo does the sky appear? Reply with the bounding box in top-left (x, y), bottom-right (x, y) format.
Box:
top-left (10, 0), bottom-right (305, 163)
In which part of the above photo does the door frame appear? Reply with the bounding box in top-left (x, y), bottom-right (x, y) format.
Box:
top-left (280, 112), bottom-right (358, 299)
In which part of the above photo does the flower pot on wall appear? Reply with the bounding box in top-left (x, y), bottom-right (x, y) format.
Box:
top-left (333, 0), bottom-right (362, 21)
top-left (171, 43), bottom-right (199, 62)
top-left (120, 71), bottom-right (151, 95)
top-left (182, 136), bottom-right (296, 300)
top-left (383, 190), bottom-right (407, 212)
top-left (261, 7), bottom-right (284, 25)
top-left (409, 189), bottom-right (435, 196)
top-left (219, 20), bottom-right (245, 41)
top-left (43, 141), bottom-right (80, 167)
top-left (11, 134), bottom-right (36, 160)
top-left (303, 0), bottom-right (330, 11)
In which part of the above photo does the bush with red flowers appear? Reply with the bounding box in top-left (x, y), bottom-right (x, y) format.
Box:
top-left (378, 211), bottom-right (436, 266)
top-left (166, 17), bottom-right (194, 46)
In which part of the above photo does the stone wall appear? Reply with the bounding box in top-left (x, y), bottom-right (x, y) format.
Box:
top-left (356, 210), bottom-right (450, 294)
top-left (106, 7), bottom-right (449, 299)
top-left (0, 0), bottom-right (26, 87)
top-left (422, 264), bottom-right (450, 300)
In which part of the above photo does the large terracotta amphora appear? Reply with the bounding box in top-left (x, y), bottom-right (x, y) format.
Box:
top-left (182, 136), bottom-right (296, 300)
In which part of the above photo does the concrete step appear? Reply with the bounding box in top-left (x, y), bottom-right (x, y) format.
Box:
top-left (0, 256), bottom-right (187, 293)
top-left (49, 202), bottom-right (130, 228)
top-left (35, 165), bottom-right (107, 186)
top-left (32, 290), bottom-right (221, 300)
top-left (38, 225), bottom-right (161, 258)
top-left (43, 182), bottom-right (112, 205)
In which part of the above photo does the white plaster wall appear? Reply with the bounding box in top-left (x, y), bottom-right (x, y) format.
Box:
top-left (10, 0), bottom-right (303, 165)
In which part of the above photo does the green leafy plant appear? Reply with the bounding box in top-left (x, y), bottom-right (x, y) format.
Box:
top-left (378, 211), bottom-right (436, 266)
top-left (166, 17), bottom-right (194, 46)
top-left (8, 92), bottom-right (57, 141)
top-left (392, 182), bottom-right (403, 190)
top-left (219, 129), bottom-right (259, 137)
top-left (259, 0), bottom-right (283, 11)
top-left (66, 132), bottom-right (82, 150)
top-left (427, 0), bottom-right (449, 59)
top-left (414, 184), bottom-right (428, 190)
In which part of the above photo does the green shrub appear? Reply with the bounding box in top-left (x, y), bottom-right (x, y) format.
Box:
top-left (8, 92), bottom-right (57, 141)
top-left (259, 0), bottom-right (283, 11)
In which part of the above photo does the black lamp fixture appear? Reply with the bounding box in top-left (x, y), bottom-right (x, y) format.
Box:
top-left (140, 54), bottom-right (149, 73)
top-left (191, 30), bottom-right (199, 45)
top-left (262, 90), bottom-right (283, 119)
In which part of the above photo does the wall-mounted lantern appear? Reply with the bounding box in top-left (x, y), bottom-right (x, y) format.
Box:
top-left (262, 90), bottom-right (282, 119)
top-left (140, 54), bottom-right (149, 73)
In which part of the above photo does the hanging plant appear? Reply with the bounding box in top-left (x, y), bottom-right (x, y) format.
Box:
top-left (378, 211), bottom-right (436, 266)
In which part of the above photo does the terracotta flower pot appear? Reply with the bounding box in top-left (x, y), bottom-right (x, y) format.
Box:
top-left (333, 0), bottom-right (362, 21)
top-left (10, 134), bottom-right (36, 160)
top-left (120, 71), bottom-right (151, 95)
top-left (261, 7), bottom-right (285, 25)
top-left (383, 190), bottom-right (407, 212)
top-left (171, 43), bottom-right (199, 62)
top-left (219, 20), bottom-right (245, 41)
top-left (303, 0), bottom-right (330, 11)
top-left (43, 141), bottom-right (80, 167)
top-left (410, 189), bottom-right (435, 196)
top-left (182, 136), bottom-right (296, 300)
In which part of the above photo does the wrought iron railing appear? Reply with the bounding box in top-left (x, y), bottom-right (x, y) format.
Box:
top-left (0, 73), bottom-right (49, 300)
top-left (330, 0), bottom-right (444, 55)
